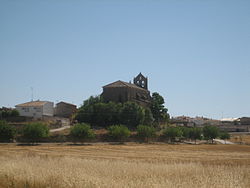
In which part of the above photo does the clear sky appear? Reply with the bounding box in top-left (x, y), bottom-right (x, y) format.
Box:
top-left (0, 0), bottom-right (249, 119)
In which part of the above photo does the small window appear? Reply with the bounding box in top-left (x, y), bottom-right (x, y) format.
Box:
top-left (23, 108), bottom-right (29, 112)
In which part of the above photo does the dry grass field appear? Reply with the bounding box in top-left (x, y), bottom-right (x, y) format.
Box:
top-left (0, 143), bottom-right (250, 188)
top-left (230, 134), bottom-right (250, 145)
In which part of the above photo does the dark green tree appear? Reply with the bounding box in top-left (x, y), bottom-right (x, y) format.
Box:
top-left (120, 102), bottom-right (145, 128)
top-left (1, 110), bottom-right (11, 118)
top-left (22, 122), bottom-right (49, 143)
top-left (75, 104), bottom-right (94, 124)
top-left (163, 127), bottom-right (183, 142)
top-left (179, 127), bottom-right (191, 140)
top-left (150, 92), bottom-right (169, 125)
top-left (10, 109), bottom-right (19, 117)
top-left (0, 108), bottom-right (19, 119)
top-left (75, 95), bottom-right (122, 127)
top-left (75, 95), bottom-right (103, 124)
top-left (189, 127), bottom-right (202, 144)
top-left (203, 125), bottom-right (219, 143)
top-left (92, 102), bottom-right (121, 127)
top-left (0, 120), bottom-right (16, 142)
top-left (83, 95), bottom-right (103, 106)
top-left (143, 108), bottom-right (154, 126)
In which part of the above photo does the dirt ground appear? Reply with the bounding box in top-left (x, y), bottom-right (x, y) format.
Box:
top-left (230, 134), bottom-right (250, 145)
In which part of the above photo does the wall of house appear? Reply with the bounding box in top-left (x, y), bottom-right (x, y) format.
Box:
top-left (42, 102), bottom-right (54, 116)
top-left (55, 103), bottom-right (77, 118)
top-left (16, 106), bottom-right (43, 118)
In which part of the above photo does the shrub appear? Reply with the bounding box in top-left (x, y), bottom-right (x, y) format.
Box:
top-left (220, 131), bottom-right (230, 144)
top-left (22, 122), bottom-right (49, 143)
top-left (70, 123), bottom-right (95, 142)
top-left (136, 125), bottom-right (156, 142)
top-left (162, 127), bottom-right (183, 142)
top-left (0, 120), bottom-right (16, 142)
top-left (107, 125), bottom-right (130, 142)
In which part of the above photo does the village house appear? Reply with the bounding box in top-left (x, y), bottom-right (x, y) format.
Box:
top-left (54, 101), bottom-right (77, 118)
top-left (15, 100), bottom-right (54, 118)
top-left (101, 73), bottom-right (151, 107)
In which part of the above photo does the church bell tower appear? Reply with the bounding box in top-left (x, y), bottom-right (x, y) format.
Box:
top-left (133, 73), bottom-right (148, 90)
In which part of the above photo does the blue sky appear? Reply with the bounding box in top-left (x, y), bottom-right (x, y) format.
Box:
top-left (0, 0), bottom-right (249, 119)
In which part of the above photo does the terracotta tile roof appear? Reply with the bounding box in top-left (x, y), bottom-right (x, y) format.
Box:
top-left (103, 80), bottom-right (147, 91)
top-left (16, 101), bottom-right (50, 107)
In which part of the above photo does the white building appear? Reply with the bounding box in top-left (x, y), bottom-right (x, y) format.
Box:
top-left (15, 101), bottom-right (54, 118)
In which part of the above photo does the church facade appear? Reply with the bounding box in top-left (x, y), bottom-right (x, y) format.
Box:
top-left (101, 73), bottom-right (151, 107)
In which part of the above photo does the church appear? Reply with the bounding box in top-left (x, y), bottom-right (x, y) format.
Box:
top-left (101, 73), bottom-right (151, 107)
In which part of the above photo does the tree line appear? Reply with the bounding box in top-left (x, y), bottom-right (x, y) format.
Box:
top-left (0, 120), bottom-right (230, 144)
top-left (75, 92), bottom-right (170, 128)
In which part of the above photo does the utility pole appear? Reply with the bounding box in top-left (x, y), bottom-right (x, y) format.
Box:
top-left (31, 87), bottom-right (34, 101)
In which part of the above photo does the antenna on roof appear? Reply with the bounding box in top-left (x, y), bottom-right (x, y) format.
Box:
top-left (31, 87), bottom-right (34, 101)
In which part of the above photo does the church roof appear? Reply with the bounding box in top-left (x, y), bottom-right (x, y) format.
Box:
top-left (103, 80), bottom-right (147, 91)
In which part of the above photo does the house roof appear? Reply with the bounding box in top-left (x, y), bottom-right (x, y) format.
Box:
top-left (56, 101), bottom-right (76, 107)
top-left (16, 101), bottom-right (50, 107)
top-left (103, 80), bottom-right (147, 91)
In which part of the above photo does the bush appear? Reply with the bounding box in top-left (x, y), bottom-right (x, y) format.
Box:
top-left (220, 131), bottom-right (230, 144)
top-left (136, 125), bottom-right (156, 142)
top-left (162, 127), bottom-right (183, 142)
top-left (70, 123), bottom-right (95, 142)
top-left (22, 122), bottom-right (49, 143)
top-left (107, 125), bottom-right (130, 142)
top-left (0, 121), bottom-right (16, 142)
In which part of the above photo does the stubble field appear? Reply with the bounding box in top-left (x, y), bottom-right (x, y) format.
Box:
top-left (0, 143), bottom-right (249, 188)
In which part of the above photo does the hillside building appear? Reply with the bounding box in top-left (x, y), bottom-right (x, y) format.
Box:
top-left (55, 101), bottom-right (77, 118)
top-left (15, 101), bottom-right (54, 118)
top-left (101, 73), bottom-right (151, 107)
